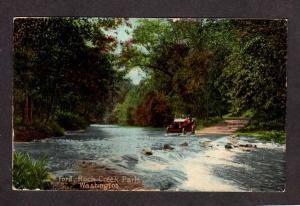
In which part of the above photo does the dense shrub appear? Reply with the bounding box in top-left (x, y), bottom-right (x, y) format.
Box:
top-left (13, 116), bottom-right (23, 127)
top-left (48, 121), bottom-right (65, 136)
top-left (13, 152), bottom-right (51, 189)
top-left (111, 85), bottom-right (146, 125)
top-left (135, 91), bottom-right (173, 127)
top-left (55, 111), bottom-right (88, 130)
top-left (242, 109), bottom-right (255, 118)
top-left (244, 118), bottom-right (285, 131)
top-left (34, 121), bottom-right (65, 137)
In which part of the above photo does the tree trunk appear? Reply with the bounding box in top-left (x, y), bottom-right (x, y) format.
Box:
top-left (44, 82), bottom-right (57, 125)
top-left (23, 92), bottom-right (30, 126)
top-left (44, 96), bottom-right (53, 125)
top-left (29, 97), bottom-right (33, 125)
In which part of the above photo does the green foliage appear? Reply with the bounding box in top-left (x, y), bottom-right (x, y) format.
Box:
top-left (112, 80), bottom-right (173, 127)
top-left (13, 152), bottom-right (50, 189)
top-left (14, 18), bottom-right (130, 134)
top-left (48, 122), bottom-right (65, 136)
top-left (241, 109), bottom-right (255, 119)
top-left (33, 121), bottom-right (65, 137)
top-left (13, 116), bottom-right (23, 127)
top-left (14, 18), bottom-right (287, 134)
top-left (117, 19), bottom-right (286, 130)
top-left (244, 119), bottom-right (285, 131)
top-left (112, 86), bottom-right (144, 125)
top-left (55, 111), bottom-right (88, 130)
top-left (221, 20), bottom-right (287, 125)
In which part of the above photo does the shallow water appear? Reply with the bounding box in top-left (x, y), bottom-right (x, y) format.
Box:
top-left (14, 124), bottom-right (285, 191)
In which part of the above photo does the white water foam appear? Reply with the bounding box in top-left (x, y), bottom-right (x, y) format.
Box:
top-left (178, 147), bottom-right (243, 191)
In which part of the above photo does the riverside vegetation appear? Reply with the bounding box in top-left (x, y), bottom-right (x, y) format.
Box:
top-left (14, 18), bottom-right (287, 142)
top-left (13, 152), bottom-right (51, 190)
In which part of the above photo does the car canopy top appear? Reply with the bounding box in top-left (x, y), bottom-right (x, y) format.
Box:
top-left (173, 118), bottom-right (186, 122)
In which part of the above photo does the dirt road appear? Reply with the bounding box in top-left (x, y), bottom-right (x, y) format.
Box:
top-left (196, 119), bottom-right (248, 136)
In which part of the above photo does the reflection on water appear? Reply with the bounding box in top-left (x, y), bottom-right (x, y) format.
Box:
top-left (14, 124), bottom-right (285, 191)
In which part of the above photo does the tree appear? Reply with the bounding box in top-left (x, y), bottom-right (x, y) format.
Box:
top-left (221, 20), bottom-right (287, 128)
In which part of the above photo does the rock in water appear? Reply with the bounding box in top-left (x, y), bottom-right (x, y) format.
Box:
top-left (180, 142), bottom-right (188, 147)
top-left (163, 144), bottom-right (174, 150)
top-left (239, 144), bottom-right (257, 148)
top-left (142, 149), bottom-right (153, 155)
top-left (225, 143), bottom-right (233, 149)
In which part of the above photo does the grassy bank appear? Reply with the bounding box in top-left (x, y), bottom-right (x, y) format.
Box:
top-left (14, 111), bottom-right (89, 142)
top-left (195, 115), bottom-right (286, 144)
top-left (236, 130), bottom-right (286, 144)
top-left (14, 121), bottom-right (65, 142)
top-left (235, 115), bottom-right (286, 144)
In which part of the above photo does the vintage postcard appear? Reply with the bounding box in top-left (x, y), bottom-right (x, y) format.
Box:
top-left (12, 17), bottom-right (286, 191)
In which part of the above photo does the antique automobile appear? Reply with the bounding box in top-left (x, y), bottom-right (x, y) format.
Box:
top-left (166, 118), bottom-right (196, 134)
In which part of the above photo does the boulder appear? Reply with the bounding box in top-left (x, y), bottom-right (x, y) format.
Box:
top-left (225, 143), bottom-right (233, 149)
top-left (163, 144), bottom-right (174, 150)
top-left (239, 144), bottom-right (257, 148)
top-left (142, 149), bottom-right (153, 155)
top-left (180, 142), bottom-right (188, 147)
